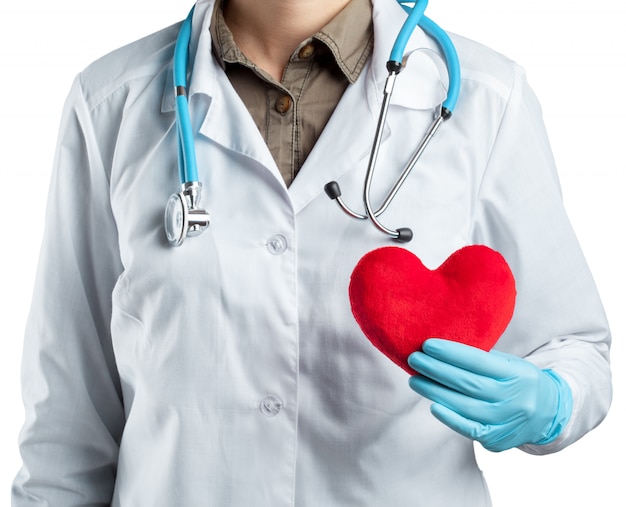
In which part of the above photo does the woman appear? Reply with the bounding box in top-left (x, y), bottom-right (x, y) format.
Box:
top-left (13, 0), bottom-right (611, 505)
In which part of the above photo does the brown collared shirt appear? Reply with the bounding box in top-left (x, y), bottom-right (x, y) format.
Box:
top-left (210, 0), bottom-right (373, 186)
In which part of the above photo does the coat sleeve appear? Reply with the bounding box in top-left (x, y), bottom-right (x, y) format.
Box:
top-left (12, 75), bottom-right (125, 505)
top-left (470, 64), bottom-right (612, 455)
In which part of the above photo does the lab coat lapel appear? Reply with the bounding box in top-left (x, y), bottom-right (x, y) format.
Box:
top-left (287, 65), bottom-right (381, 214)
top-left (196, 72), bottom-right (279, 178)
top-left (194, 1), bottom-right (281, 178)
top-left (288, 0), bottom-right (447, 214)
top-left (161, 0), bottom-right (281, 183)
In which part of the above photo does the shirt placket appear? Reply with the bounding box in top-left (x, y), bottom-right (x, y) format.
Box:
top-left (266, 41), bottom-right (318, 184)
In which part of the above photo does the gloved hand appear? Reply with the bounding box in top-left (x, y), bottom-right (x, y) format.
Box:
top-left (407, 339), bottom-right (573, 452)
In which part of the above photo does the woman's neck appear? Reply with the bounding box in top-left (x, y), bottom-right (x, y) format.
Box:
top-left (223, 0), bottom-right (352, 81)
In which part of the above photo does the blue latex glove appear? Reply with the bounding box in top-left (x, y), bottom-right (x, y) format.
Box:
top-left (407, 339), bottom-right (573, 452)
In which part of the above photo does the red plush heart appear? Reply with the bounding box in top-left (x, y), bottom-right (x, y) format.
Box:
top-left (349, 245), bottom-right (516, 374)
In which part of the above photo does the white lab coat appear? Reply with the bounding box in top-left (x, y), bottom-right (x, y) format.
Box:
top-left (13, 0), bottom-right (611, 505)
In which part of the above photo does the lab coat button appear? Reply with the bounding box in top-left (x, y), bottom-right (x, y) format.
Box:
top-left (259, 395), bottom-right (283, 417)
top-left (266, 234), bottom-right (288, 255)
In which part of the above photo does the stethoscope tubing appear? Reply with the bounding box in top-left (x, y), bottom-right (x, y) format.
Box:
top-left (419, 16), bottom-right (460, 112)
top-left (390, 0), bottom-right (429, 64)
top-left (168, 1), bottom-right (461, 245)
top-left (395, 1), bottom-right (460, 113)
top-left (174, 7), bottom-right (199, 185)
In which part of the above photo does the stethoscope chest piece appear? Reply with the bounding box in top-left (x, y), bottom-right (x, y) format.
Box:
top-left (164, 182), bottom-right (210, 247)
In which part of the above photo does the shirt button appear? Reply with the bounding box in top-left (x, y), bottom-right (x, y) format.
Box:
top-left (259, 395), bottom-right (283, 417)
top-left (298, 43), bottom-right (316, 59)
top-left (275, 95), bottom-right (293, 114)
top-left (266, 234), bottom-right (288, 255)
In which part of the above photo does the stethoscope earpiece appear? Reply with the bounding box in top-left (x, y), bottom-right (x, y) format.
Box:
top-left (325, 181), bottom-right (413, 243)
top-left (395, 228), bottom-right (413, 243)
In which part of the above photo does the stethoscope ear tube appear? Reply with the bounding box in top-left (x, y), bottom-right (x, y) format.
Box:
top-left (325, 0), bottom-right (461, 243)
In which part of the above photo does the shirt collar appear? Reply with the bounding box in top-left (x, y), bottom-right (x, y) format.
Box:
top-left (314, 0), bottom-right (373, 84)
top-left (162, 0), bottom-right (448, 113)
top-left (209, 0), bottom-right (373, 85)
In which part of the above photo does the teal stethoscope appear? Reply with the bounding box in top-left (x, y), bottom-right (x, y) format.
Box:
top-left (164, 0), bottom-right (461, 246)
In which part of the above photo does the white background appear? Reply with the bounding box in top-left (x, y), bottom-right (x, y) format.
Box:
top-left (0, 1), bottom-right (624, 505)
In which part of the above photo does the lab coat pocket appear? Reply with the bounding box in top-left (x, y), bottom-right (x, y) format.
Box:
top-left (110, 267), bottom-right (218, 409)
